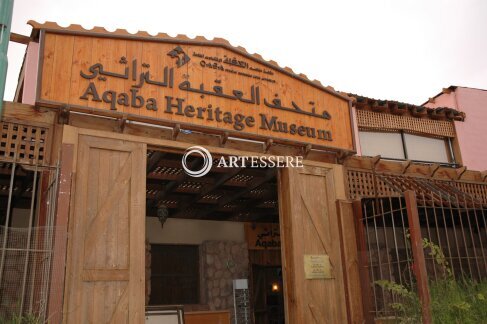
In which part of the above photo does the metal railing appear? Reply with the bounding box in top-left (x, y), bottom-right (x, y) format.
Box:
top-left (0, 157), bottom-right (61, 321)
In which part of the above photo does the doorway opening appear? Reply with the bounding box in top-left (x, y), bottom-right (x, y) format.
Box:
top-left (144, 148), bottom-right (284, 324)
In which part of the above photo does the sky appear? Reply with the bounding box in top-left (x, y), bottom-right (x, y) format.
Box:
top-left (5, 0), bottom-right (487, 104)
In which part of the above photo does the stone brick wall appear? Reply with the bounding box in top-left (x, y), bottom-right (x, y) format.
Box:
top-left (200, 241), bottom-right (249, 321)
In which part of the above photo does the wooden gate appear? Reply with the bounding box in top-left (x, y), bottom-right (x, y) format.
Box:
top-left (278, 164), bottom-right (348, 323)
top-left (63, 134), bottom-right (146, 323)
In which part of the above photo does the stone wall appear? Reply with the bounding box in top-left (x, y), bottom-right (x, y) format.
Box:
top-left (200, 241), bottom-right (249, 322)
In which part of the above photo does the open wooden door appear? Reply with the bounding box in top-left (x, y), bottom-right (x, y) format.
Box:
top-left (278, 164), bottom-right (348, 324)
top-left (63, 134), bottom-right (146, 323)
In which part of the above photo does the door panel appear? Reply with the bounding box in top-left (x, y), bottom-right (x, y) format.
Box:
top-left (278, 165), bottom-right (347, 324)
top-left (63, 135), bottom-right (146, 324)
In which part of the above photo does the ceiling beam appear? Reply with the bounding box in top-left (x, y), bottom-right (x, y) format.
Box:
top-left (146, 151), bottom-right (166, 173)
top-left (171, 167), bottom-right (243, 218)
top-left (180, 168), bottom-right (276, 220)
top-left (149, 157), bottom-right (202, 209)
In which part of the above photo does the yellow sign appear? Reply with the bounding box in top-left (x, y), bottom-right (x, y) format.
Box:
top-left (304, 255), bottom-right (332, 279)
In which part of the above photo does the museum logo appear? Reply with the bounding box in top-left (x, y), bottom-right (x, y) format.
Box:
top-left (182, 145), bottom-right (304, 177)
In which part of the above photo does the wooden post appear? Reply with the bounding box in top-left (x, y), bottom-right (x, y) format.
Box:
top-left (47, 143), bottom-right (74, 324)
top-left (336, 200), bottom-right (365, 324)
top-left (352, 200), bottom-right (374, 324)
top-left (404, 190), bottom-right (432, 324)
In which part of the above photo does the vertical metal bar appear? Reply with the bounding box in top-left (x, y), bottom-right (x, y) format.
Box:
top-left (379, 199), bottom-right (396, 311)
top-left (19, 165), bottom-right (38, 315)
top-left (389, 197), bottom-right (403, 286)
top-left (0, 157), bottom-right (16, 287)
top-left (422, 192), bottom-right (437, 280)
top-left (470, 197), bottom-right (487, 273)
top-left (462, 193), bottom-right (481, 279)
top-left (398, 196), bottom-right (414, 288)
top-left (371, 200), bottom-right (386, 313)
top-left (430, 192), bottom-right (444, 272)
top-left (404, 190), bottom-right (432, 324)
top-left (439, 194), bottom-right (455, 276)
top-left (448, 194), bottom-right (464, 276)
top-left (364, 201), bottom-right (379, 316)
top-left (454, 194), bottom-right (472, 277)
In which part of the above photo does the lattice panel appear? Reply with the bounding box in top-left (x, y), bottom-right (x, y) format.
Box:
top-left (0, 122), bottom-right (49, 165)
top-left (348, 169), bottom-right (487, 207)
top-left (356, 109), bottom-right (456, 138)
top-left (347, 170), bottom-right (401, 199)
top-left (452, 182), bottom-right (487, 205)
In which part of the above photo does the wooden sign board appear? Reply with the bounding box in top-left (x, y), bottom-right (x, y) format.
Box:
top-left (245, 223), bottom-right (280, 250)
top-left (37, 29), bottom-right (354, 151)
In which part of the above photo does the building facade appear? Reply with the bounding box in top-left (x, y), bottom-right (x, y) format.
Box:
top-left (424, 86), bottom-right (487, 171)
top-left (0, 21), bottom-right (486, 324)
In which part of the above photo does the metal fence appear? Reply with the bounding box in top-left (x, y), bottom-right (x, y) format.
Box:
top-left (351, 171), bottom-right (487, 321)
top-left (416, 191), bottom-right (487, 281)
top-left (0, 159), bottom-right (61, 322)
top-left (359, 196), bottom-right (415, 318)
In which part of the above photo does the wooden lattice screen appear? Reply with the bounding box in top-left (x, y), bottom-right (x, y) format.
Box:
top-left (347, 169), bottom-right (487, 205)
top-left (347, 169), bottom-right (401, 199)
top-left (0, 121), bottom-right (50, 165)
top-left (356, 109), bottom-right (456, 138)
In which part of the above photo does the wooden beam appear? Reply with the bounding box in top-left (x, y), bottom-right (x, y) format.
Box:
top-left (149, 157), bottom-right (201, 208)
top-left (482, 170), bottom-right (487, 182)
top-left (429, 163), bottom-right (440, 177)
top-left (10, 32), bottom-right (31, 45)
top-left (171, 167), bottom-right (243, 218)
top-left (172, 124), bottom-right (181, 140)
top-left (146, 151), bottom-right (166, 173)
top-left (264, 139), bottom-right (273, 153)
top-left (352, 200), bottom-right (374, 324)
top-left (337, 200), bottom-right (365, 324)
top-left (456, 166), bottom-right (467, 180)
top-left (189, 168), bottom-right (276, 219)
top-left (222, 186), bottom-right (277, 219)
top-left (220, 131), bottom-right (229, 147)
top-left (47, 144), bottom-right (74, 324)
top-left (404, 190), bottom-right (432, 324)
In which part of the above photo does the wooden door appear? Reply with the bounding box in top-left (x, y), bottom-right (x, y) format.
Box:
top-left (278, 165), bottom-right (347, 324)
top-left (63, 135), bottom-right (146, 323)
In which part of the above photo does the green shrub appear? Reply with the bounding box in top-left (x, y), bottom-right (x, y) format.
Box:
top-left (375, 238), bottom-right (487, 323)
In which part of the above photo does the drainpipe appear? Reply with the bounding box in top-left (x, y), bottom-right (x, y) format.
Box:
top-left (0, 0), bottom-right (14, 117)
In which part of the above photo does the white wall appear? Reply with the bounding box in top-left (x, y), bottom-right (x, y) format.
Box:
top-left (146, 217), bottom-right (245, 245)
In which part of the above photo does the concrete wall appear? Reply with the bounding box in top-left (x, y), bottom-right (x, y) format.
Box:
top-left (425, 87), bottom-right (487, 171)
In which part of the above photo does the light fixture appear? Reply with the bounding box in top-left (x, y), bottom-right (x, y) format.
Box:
top-left (157, 205), bottom-right (169, 228)
top-left (271, 282), bottom-right (279, 292)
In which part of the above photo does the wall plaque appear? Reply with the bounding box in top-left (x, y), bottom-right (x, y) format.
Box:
top-left (304, 254), bottom-right (332, 279)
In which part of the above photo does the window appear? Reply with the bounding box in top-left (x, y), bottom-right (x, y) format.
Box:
top-left (359, 130), bottom-right (453, 164)
top-left (149, 244), bottom-right (200, 305)
top-left (359, 131), bottom-right (405, 159)
top-left (403, 133), bottom-right (449, 163)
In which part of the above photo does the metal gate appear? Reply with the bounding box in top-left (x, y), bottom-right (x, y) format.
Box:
top-left (0, 122), bottom-right (63, 321)
top-left (349, 170), bottom-right (487, 321)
